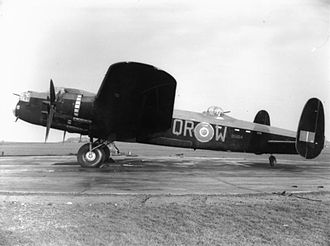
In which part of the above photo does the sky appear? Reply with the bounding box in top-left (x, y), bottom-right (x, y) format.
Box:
top-left (0, 0), bottom-right (329, 142)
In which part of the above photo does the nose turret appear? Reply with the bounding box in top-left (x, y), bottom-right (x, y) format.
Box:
top-left (13, 91), bottom-right (30, 119)
top-left (13, 103), bottom-right (20, 117)
top-left (12, 91), bottom-right (45, 126)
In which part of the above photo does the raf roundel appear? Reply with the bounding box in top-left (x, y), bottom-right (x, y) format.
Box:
top-left (194, 122), bottom-right (214, 143)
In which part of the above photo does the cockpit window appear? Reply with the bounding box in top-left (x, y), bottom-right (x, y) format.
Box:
top-left (55, 87), bottom-right (66, 98)
top-left (19, 91), bottom-right (31, 102)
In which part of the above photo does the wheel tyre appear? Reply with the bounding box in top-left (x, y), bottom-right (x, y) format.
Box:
top-left (77, 143), bottom-right (105, 168)
top-left (102, 146), bottom-right (110, 162)
top-left (269, 156), bottom-right (276, 167)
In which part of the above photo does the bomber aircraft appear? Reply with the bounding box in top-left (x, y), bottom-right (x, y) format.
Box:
top-left (13, 62), bottom-right (325, 168)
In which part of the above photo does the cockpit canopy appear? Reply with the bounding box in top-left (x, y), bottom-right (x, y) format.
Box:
top-left (205, 106), bottom-right (228, 118)
top-left (18, 87), bottom-right (95, 103)
top-left (55, 87), bottom-right (95, 97)
top-left (19, 91), bottom-right (31, 102)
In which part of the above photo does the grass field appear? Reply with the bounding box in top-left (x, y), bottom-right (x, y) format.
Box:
top-left (0, 193), bottom-right (329, 246)
top-left (0, 142), bottom-right (80, 156)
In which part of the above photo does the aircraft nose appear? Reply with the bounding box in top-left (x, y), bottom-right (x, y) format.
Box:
top-left (13, 103), bottom-right (20, 117)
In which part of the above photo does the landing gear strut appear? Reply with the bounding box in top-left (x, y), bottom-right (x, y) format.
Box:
top-left (77, 139), bottom-right (114, 168)
top-left (269, 155), bottom-right (276, 167)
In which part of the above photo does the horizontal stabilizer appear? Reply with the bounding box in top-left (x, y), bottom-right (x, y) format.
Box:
top-left (296, 98), bottom-right (325, 159)
top-left (254, 110), bottom-right (270, 126)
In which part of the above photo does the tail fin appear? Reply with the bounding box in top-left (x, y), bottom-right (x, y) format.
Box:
top-left (296, 98), bottom-right (325, 159)
top-left (254, 110), bottom-right (270, 125)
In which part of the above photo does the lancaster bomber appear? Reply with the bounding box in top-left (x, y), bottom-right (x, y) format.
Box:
top-left (14, 62), bottom-right (325, 167)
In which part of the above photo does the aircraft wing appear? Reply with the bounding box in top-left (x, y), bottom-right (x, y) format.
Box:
top-left (91, 62), bottom-right (177, 141)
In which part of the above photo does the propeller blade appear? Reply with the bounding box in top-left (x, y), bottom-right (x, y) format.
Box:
top-left (45, 107), bottom-right (55, 143)
top-left (13, 93), bottom-right (20, 97)
top-left (50, 79), bottom-right (56, 104)
top-left (62, 131), bottom-right (67, 143)
top-left (44, 79), bottom-right (57, 143)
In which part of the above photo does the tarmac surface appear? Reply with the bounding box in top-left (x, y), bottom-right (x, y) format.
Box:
top-left (0, 153), bottom-right (329, 196)
top-left (1, 144), bottom-right (329, 246)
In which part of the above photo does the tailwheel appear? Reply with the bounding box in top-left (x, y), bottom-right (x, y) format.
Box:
top-left (77, 143), bottom-right (105, 168)
top-left (269, 155), bottom-right (277, 167)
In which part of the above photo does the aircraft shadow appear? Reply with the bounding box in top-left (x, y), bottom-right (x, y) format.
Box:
top-left (51, 158), bottom-right (305, 173)
top-left (53, 162), bottom-right (79, 166)
top-left (244, 162), bottom-right (303, 172)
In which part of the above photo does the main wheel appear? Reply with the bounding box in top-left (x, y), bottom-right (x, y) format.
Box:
top-left (101, 145), bottom-right (110, 162)
top-left (77, 143), bottom-right (105, 168)
top-left (269, 155), bottom-right (276, 167)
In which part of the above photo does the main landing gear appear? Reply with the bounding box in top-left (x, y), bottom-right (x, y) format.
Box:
top-left (269, 155), bottom-right (277, 167)
top-left (77, 138), bottom-right (117, 168)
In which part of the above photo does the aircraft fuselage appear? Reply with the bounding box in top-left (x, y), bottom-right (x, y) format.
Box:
top-left (14, 89), bottom-right (297, 155)
top-left (141, 110), bottom-right (297, 155)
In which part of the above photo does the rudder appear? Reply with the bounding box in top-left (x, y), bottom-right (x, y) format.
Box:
top-left (296, 98), bottom-right (325, 159)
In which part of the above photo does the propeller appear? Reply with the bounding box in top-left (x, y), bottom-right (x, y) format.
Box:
top-left (45, 79), bottom-right (56, 143)
top-left (62, 131), bottom-right (67, 143)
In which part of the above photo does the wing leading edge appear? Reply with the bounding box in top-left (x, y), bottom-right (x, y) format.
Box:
top-left (91, 62), bottom-right (177, 141)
